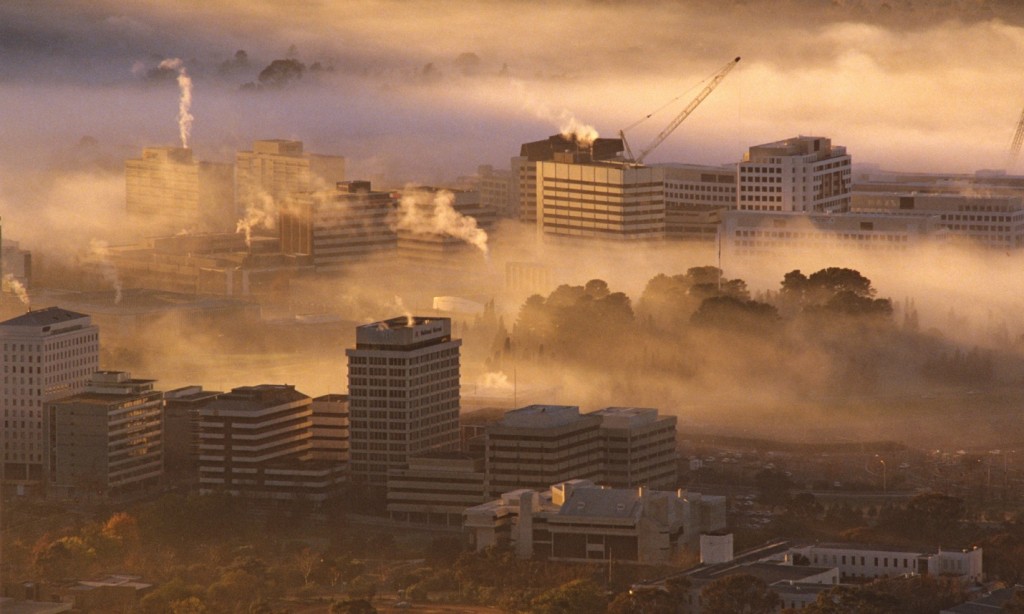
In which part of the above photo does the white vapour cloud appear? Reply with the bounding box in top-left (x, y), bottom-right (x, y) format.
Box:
top-left (158, 58), bottom-right (193, 149)
top-left (88, 238), bottom-right (123, 304)
top-left (3, 274), bottom-right (29, 306)
top-left (235, 190), bottom-right (280, 248)
top-left (390, 188), bottom-right (488, 255)
top-left (510, 79), bottom-right (600, 146)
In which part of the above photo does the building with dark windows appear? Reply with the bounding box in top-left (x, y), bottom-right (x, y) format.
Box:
top-left (48, 371), bottom-right (163, 499)
top-left (484, 404), bottom-right (604, 497)
top-left (592, 407), bottom-right (678, 490)
top-left (280, 180), bottom-right (397, 270)
top-left (346, 316), bottom-right (461, 485)
top-left (198, 384), bottom-right (344, 502)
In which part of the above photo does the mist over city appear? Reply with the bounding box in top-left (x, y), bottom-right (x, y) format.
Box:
top-left (2, 2), bottom-right (1024, 613)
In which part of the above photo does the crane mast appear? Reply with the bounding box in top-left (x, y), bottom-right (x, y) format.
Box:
top-left (622, 56), bottom-right (741, 165)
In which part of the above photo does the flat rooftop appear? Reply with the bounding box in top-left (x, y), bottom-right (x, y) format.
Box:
top-left (498, 405), bottom-right (584, 429)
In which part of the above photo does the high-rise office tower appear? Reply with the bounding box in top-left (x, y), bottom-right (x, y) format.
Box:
top-left (346, 316), bottom-right (461, 485)
top-left (536, 151), bottom-right (666, 241)
top-left (126, 146), bottom-right (235, 232)
top-left (515, 134), bottom-right (624, 225)
top-left (0, 307), bottom-right (100, 487)
top-left (235, 139), bottom-right (346, 217)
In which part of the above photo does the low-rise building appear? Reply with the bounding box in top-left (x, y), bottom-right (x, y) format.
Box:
top-left (387, 451), bottom-right (487, 527)
top-left (464, 479), bottom-right (726, 564)
top-left (851, 192), bottom-right (1024, 249)
top-left (789, 543), bottom-right (983, 583)
top-left (720, 209), bottom-right (943, 258)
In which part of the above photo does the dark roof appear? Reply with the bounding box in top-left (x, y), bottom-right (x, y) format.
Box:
top-left (206, 384), bottom-right (309, 409)
top-left (0, 306), bottom-right (89, 327)
top-left (519, 134), bottom-right (624, 162)
top-left (557, 488), bottom-right (641, 520)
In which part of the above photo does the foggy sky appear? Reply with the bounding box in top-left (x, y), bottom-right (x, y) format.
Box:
top-left (3, 0), bottom-right (1024, 182)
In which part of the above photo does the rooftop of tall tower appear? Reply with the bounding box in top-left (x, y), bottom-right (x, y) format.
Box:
top-left (0, 306), bottom-right (90, 328)
top-left (252, 139), bottom-right (304, 156)
top-left (519, 134), bottom-right (624, 162)
top-left (350, 316), bottom-right (456, 349)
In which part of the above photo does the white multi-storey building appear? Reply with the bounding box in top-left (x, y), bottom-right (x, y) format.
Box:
top-left (720, 209), bottom-right (943, 258)
top-left (0, 307), bottom-right (99, 488)
top-left (790, 543), bottom-right (983, 583)
top-left (346, 316), bottom-right (461, 485)
top-left (737, 136), bottom-right (851, 213)
top-left (851, 192), bottom-right (1024, 249)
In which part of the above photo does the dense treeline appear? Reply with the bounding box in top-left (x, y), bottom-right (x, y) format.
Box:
top-left (487, 266), bottom-right (1000, 401)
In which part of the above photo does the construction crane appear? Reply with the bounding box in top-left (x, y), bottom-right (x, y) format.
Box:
top-left (620, 56), bottom-right (741, 165)
top-left (1009, 105), bottom-right (1024, 169)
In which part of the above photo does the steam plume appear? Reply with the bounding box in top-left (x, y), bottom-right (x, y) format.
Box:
top-left (3, 274), bottom-right (29, 307)
top-left (235, 191), bottom-right (277, 248)
top-left (390, 189), bottom-right (488, 255)
top-left (394, 295), bottom-right (414, 327)
top-left (88, 239), bottom-right (123, 304)
top-left (159, 58), bottom-right (193, 149)
top-left (558, 112), bottom-right (599, 146)
top-left (510, 80), bottom-right (600, 147)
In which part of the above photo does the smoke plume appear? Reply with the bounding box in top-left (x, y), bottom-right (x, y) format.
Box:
top-left (88, 239), bottom-right (123, 304)
top-left (235, 191), bottom-right (277, 248)
top-left (510, 80), bottom-right (601, 147)
top-left (390, 188), bottom-right (488, 255)
top-left (158, 58), bottom-right (193, 149)
top-left (559, 112), bottom-right (600, 147)
top-left (3, 274), bottom-right (29, 307)
top-left (394, 295), bottom-right (414, 327)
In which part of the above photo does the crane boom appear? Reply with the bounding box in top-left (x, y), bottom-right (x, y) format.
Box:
top-left (1009, 106), bottom-right (1024, 169)
top-left (631, 56), bottom-right (741, 164)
